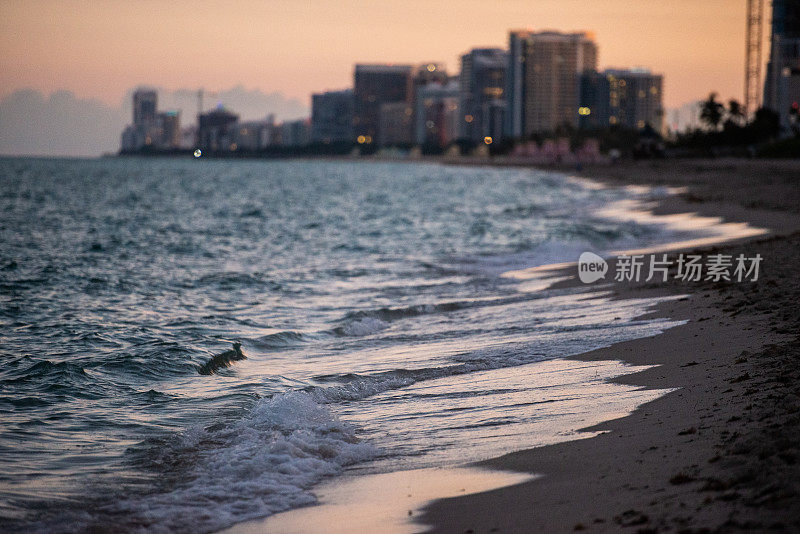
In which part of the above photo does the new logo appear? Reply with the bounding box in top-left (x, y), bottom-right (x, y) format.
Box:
top-left (578, 252), bottom-right (608, 283)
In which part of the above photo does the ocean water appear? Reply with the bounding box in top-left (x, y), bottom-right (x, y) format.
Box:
top-left (0, 157), bottom-right (698, 532)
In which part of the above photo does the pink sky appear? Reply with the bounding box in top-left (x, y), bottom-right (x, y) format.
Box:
top-left (0, 0), bottom-right (769, 109)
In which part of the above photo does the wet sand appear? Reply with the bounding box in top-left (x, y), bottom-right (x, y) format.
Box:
top-left (227, 467), bottom-right (535, 534)
top-left (421, 159), bottom-right (800, 532)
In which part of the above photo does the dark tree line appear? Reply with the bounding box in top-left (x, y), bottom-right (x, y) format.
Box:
top-left (675, 92), bottom-right (784, 153)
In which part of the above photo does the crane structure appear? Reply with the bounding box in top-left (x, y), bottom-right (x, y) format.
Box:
top-left (745, 0), bottom-right (765, 116)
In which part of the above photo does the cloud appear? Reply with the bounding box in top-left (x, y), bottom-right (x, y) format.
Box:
top-left (0, 86), bottom-right (310, 157)
top-left (0, 89), bottom-right (127, 157)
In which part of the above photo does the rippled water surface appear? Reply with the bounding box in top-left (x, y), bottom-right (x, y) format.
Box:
top-left (0, 157), bottom-right (693, 532)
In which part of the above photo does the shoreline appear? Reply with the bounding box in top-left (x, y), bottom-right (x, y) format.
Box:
top-left (221, 158), bottom-right (800, 533)
top-left (420, 160), bottom-right (800, 532)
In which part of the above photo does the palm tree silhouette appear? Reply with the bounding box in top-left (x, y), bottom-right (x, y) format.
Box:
top-left (727, 99), bottom-right (745, 126)
top-left (700, 93), bottom-right (725, 130)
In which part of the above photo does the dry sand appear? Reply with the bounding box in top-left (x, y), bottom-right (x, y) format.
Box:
top-left (420, 159), bottom-right (800, 533)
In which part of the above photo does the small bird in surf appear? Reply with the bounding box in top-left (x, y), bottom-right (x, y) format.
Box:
top-left (198, 342), bottom-right (246, 375)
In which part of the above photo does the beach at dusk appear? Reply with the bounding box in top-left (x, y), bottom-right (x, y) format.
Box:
top-left (2, 1), bottom-right (800, 533)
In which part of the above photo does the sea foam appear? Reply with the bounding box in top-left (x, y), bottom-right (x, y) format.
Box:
top-left (104, 392), bottom-right (378, 533)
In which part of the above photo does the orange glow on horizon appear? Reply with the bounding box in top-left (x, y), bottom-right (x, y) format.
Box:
top-left (0, 0), bottom-right (770, 109)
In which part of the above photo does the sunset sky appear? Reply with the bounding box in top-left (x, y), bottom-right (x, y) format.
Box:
top-left (0, 0), bottom-right (768, 109)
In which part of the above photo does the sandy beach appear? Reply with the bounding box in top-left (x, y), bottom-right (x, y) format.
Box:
top-left (421, 158), bottom-right (800, 532)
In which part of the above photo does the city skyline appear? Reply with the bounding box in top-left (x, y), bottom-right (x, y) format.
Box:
top-left (1, 0), bottom-right (771, 110)
top-left (120, 27), bottom-right (667, 157)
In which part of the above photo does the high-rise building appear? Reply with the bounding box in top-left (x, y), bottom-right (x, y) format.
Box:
top-left (579, 69), bottom-right (663, 131)
top-left (378, 102), bottom-right (415, 146)
top-left (198, 107), bottom-right (239, 151)
top-left (311, 89), bottom-right (354, 144)
top-left (234, 118), bottom-right (275, 151)
top-left (121, 89), bottom-right (166, 152)
top-left (412, 63), bottom-right (449, 96)
top-left (353, 64), bottom-right (413, 146)
top-left (280, 119), bottom-right (311, 147)
top-left (504, 30), bottom-right (597, 137)
top-left (385, 63), bottom-right (452, 148)
top-left (133, 89), bottom-right (158, 126)
top-left (415, 79), bottom-right (460, 147)
top-left (459, 48), bottom-right (507, 143)
top-left (158, 111), bottom-right (181, 148)
top-left (764, 0), bottom-right (800, 130)
top-left (505, 31), bottom-right (531, 139)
